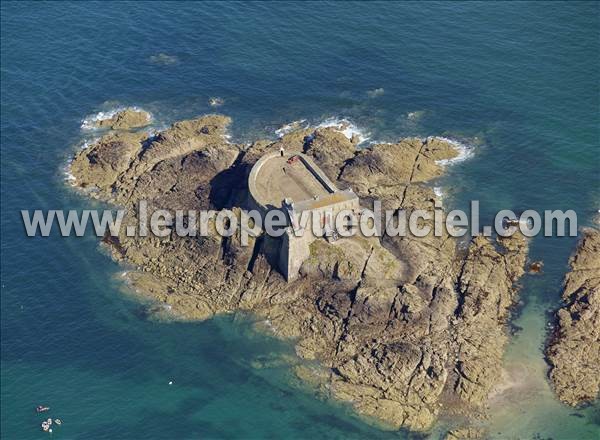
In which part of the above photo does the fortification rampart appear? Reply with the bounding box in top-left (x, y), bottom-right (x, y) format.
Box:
top-left (247, 150), bottom-right (280, 214)
top-left (247, 150), bottom-right (360, 281)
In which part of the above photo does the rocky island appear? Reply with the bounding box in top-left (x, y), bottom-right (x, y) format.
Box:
top-left (83, 108), bottom-right (152, 130)
top-left (69, 110), bottom-right (530, 433)
top-left (547, 227), bottom-right (600, 406)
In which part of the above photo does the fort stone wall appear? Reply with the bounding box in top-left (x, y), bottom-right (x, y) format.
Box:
top-left (248, 151), bottom-right (360, 281)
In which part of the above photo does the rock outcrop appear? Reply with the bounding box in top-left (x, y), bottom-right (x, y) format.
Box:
top-left (68, 114), bottom-right (529, 432)
top-left (89, 108), bottom-right (152, 130)
top-left (546, 228), bottom-right (600, 406)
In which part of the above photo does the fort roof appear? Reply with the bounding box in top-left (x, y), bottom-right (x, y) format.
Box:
top-left (293, 190), bottom-right (357, 212)
top-left (249, 151), bottom-right (342, 211)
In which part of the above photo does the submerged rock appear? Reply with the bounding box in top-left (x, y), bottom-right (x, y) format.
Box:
top-left (68, 113), bottom-right (528, 431)
top-left (546, 227), bottom-right (600, 406)
top-left (149, 53), bottom-right (178, 65)
top-left (529, 260), bottom-right (544, 273)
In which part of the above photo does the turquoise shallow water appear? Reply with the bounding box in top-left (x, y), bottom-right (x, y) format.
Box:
top-left (1, 1), bottom-right (599, 438)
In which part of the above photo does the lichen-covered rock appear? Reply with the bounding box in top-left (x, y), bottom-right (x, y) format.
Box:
top-left (71, 115), bottom-right (239, 206)
top-left (546, 228), bottom-right (600, 406)
top-left (68, 115), bottom-right (529, 432)
top-left (70, 131), bottom-right (145, 192)
top-left (422, 136), bottom-right (460, 162)
top-left (452, 233), bottom-right (529, 404)
top-left (303, 127), bottom-right (356, 180)
top-left (339, 137), bottom-right (449, 194)
top-left (126, 114), bottom-right (233, 177)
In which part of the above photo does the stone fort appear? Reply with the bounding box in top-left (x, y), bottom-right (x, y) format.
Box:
top-left (248, 150), bottom-right (359, 281)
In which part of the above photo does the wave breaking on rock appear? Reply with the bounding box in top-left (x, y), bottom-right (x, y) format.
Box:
top-left (81, 107), bottom-right (152, 131)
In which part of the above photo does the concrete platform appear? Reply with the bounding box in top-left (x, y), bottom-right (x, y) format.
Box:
top-left (253, 155), bottom-right (332, 208)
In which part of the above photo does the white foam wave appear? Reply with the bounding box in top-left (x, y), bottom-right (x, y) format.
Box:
top-left (148, 53), bottom-right (178, 65)
top-left (143, 123), bottom-right (169, 139)
top-left (315, 117), bottom-right (370, 144)
top-left (80, 137), bottom-right (100, 150)
top-left (81, 108), bottom-right (122, 130)
top-left (208, 97), bottom-right (225, 107)
top-left (64, 169), bottom-right (76, 184)
top-left (406, 110), bottom-right (425, 121)
top-left (367, 87), bottom-right (385, 98)
top-left (63, 137), bottom-right (103, 186)
top-left (431, 136), bottom-right (475, 166)
top-left (275, 119), bottom-right (308, 137)
top-left (63, 158), bottom-right (76, 185)
top-left (433, 186), bottom-right (444, 199)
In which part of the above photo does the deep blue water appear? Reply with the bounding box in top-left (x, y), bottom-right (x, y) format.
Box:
top-left (1, 2), bottom-right (599, 439)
